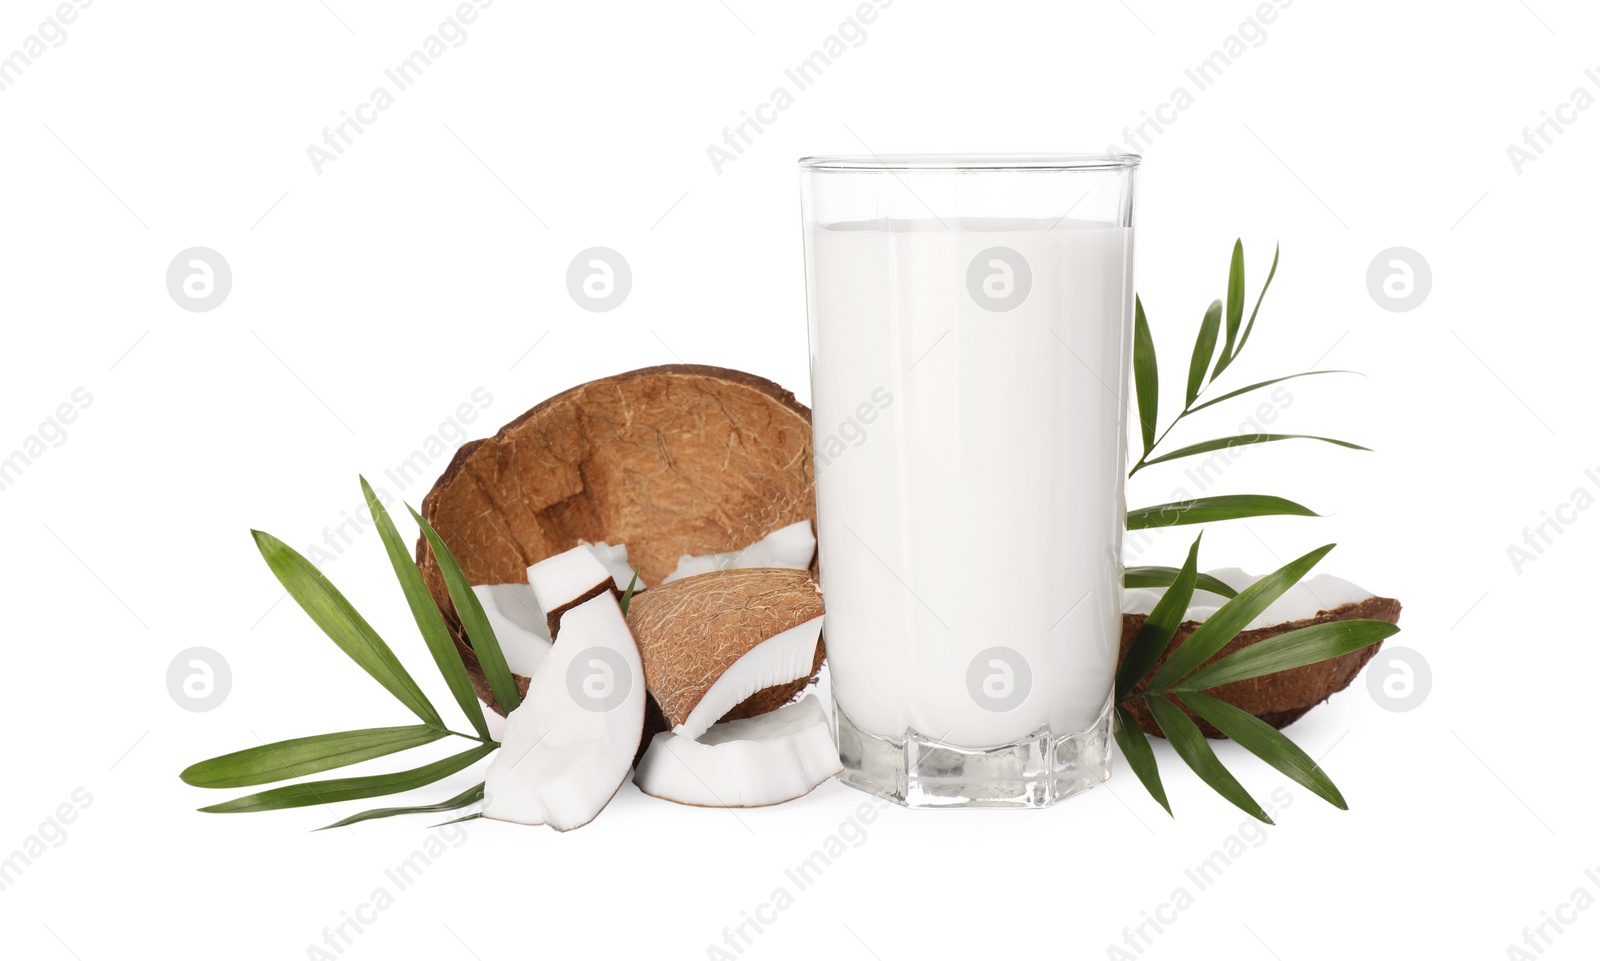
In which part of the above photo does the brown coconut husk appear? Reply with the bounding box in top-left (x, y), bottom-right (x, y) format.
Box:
top-left (414, 365), bottom-right (819, 717)
top-left (1119, 596), bottom-right (1402, 738)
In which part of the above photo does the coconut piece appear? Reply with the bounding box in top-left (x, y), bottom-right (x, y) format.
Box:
top-left (661, 521), bottom-right (816, 584)
top-left (414, 365), bottom-right (816, 718)
top-left (676, 616), bottom-right (822, 740)
top-left (1118, 569), bottom-right (1401, 738)
top-left (469, 583), bottom-right (551, 676)
top-left (634, 694), bottom-right (841, 807)
top-left (626, 567), bottom-right (826, 730)
top-left (583, 540), bottom-right (642, 592)
top-left (482, 591), bottom-right (645, 830)
top-left (527, 545), bottom-right (614, 638)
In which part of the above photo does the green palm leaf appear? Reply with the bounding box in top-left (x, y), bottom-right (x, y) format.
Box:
top-left (199, 743), bottom-right (495, 814)
top-left (1117, 535), bottom-right (1201, 698)
top-left (1114, 706), bottom-right (1170, 816)
top-left (1185, 299), bottom-right (1223, 407)
top-left (252, 530), bottom-right (441, 727)
top-left (181, 726), bottom-right (447, 789)
top-left (1214, 240), bottom-right (1246, 378)
top-left (1187, 370), bottom-right (1354, 414)
top-left (1134, 296), bottom-right (1159, 455)
top-left (1177, 691), bottom-right (1347, 809)
top-left (1123, 566), bottom-right (1238, 598)
top-left (315, 782), bottom-right (485, 830)
top-left (1174, 618), bottom-right (1399, 692)
top-left (1147, 696), bottom-right (1270, 823)
top-left (1145, 543), bottom-right (1335, 691)
top-left (1232, 243), bottom-right (1279, 359)
top-left (1137, 433), bottom-right (1369, 470)
top-left (620, 568), bottom-right (641, 616)
top-left (363, 478), bottom-right (489, 739)
top-left (411, 507), bottom-right (521, 714)
top-left (1126, 494), bottom-right (1318, 530)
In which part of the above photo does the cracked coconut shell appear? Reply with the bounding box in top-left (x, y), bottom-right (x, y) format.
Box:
top-left (414, 365), bottom-right (818, 717)
top-left (1118, 596), bottom-right (1402, 738)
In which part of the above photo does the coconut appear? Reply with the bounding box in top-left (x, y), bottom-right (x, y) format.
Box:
top-left (625, 567), bottom-right (825, 730)
top-left (414, 365), bottom-right (816, 717)
top-left (482, 590), bottom-right (645, 830)
top-left (481, 547), bottom-right (647, 830)
top-left (1119, 568), bottom-right (1402, 737)
top-left (634, 694), bottom-right (841, 807)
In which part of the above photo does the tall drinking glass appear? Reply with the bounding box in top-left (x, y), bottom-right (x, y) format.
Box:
top-left (799, 154), bottom-right (1138, 808)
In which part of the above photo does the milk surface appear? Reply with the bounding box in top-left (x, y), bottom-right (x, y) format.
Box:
top-left (805, 217), bottom-right (1133, 749)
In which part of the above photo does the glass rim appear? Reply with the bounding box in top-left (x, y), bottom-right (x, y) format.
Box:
top-left (798, 153), bottom-right (1141, 171)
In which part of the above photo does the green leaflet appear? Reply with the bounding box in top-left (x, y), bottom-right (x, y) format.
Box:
top-left (181, 726), bottom-right (448, 789)
top-left (1114, 706), bottom-right (1170, 817)
top-left (1145, 544), bottom-right (1335, 692)
top-left (1117, 535), bottom-right (1201, 698)
top-left (1232, 242), bottom-right (1279, 360)
top-left (364, 478), bottom-right (489, 739)
top-left (1187, 370), bottom-right (1354, 414)
top-left (1137, 433), bottom-right (1369, 470)
top-left (1174, 619), bottom-right (1399, 692)
top-left (316, 782), bottom-right (486, 830)
top-left (412, 507), bottom-right (521, 715)
top-left (252, 530), bottom-right (441, 728)
top-left (1177, 692), bottom-right (1346, 810)
top-left (1126, 494), bottom-right (1318, 530)
top-left (1123, 566), bottom-right (1238, 599)
top-left (1147, 696), bottom-right (1270, 824)
top-left (1214, 239), bottom-right (1246, 378)
top-left (1185, 300), bottom-right (1223, 407)
top-left (199, 744), bottom-right (496, 814)
top-left (620, 568), bottom-right (641, 615)
top-left (1134, 296), bottom-right (1159, 455)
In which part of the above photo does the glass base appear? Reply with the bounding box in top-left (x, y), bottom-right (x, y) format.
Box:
top-left (834, 695), bottom-right (1113, 809)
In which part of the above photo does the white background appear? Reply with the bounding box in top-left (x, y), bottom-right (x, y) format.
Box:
top-left (1, 1), bottom-right (1594, 958)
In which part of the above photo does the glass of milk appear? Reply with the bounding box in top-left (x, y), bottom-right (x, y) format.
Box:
top-left (799, 154), bottom-right (1138, 808)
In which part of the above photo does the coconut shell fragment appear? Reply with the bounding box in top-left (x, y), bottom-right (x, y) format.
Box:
top-left (1118, 596), bottom-right (1402, 738)
top-left (413, 364), bottom-right (816, 716)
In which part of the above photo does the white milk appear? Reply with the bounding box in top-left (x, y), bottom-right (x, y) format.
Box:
top-left (805, 217), bottom-right (1132, 750)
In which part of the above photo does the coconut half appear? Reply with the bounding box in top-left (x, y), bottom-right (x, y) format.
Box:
top-left (625, 567), bottom-right (826, 732)
top-left (414, 365), bottom-right (817, 718)
top-left (634, 694), bottom-right (841, 807)
top-left (482, 590), bottom-right (645, 830)
top-left (1119, 568), bottom-right (1402, 737)
top-left (661, 520), bottom-right (816, 584)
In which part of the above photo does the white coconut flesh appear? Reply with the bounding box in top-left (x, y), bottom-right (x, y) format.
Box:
top-left (526, 545), bottom-right (616, 632)
top-left (661, 520), bottom-right (816, 584)
top-left (581, 540), bottom-right (643, 592)
top-left (469, 543), bottom-right (632, 676)
top-left (1122, 568), bottom-right (1374, 630)
top-left (675, 615), bottom-right (824, 741)
top-left (634, 694), bottom-right (840, 807)
top-left (482, 591), bottom-right (645, 830)
top-left (469, 583), bottom-right (552, 676)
